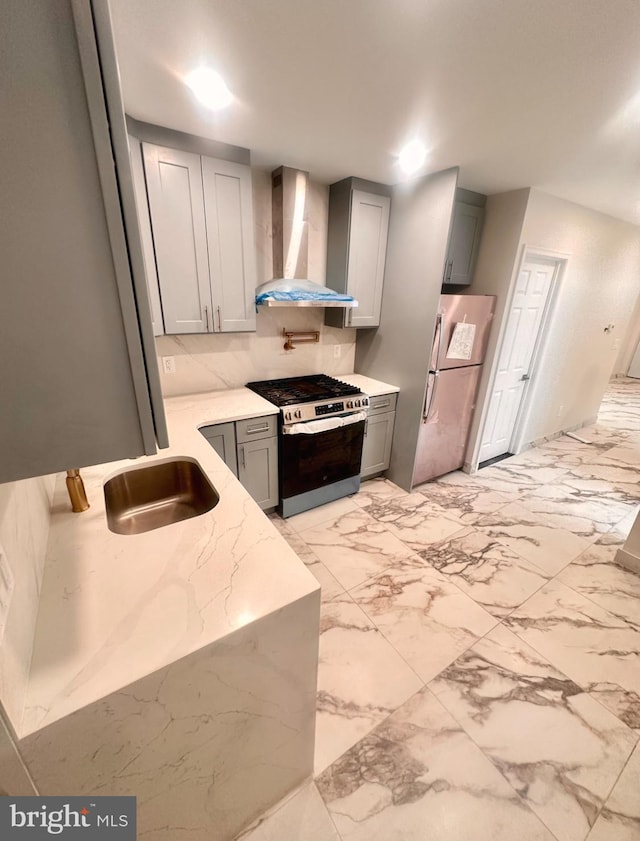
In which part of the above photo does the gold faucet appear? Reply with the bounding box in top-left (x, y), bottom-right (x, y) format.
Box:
top-left (66, 469), bottom-right (90, 513)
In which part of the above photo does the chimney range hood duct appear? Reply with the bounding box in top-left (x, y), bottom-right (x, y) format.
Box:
top-left (255, 166), bottom-right (357, 308)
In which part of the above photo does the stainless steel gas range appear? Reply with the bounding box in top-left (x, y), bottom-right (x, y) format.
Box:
top-left (246, 374), bottom-right (369, 517)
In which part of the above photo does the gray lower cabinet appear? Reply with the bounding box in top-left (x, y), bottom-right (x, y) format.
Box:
top-left (200, 416), bottom-right (278, 510)
top-left (199, 422), bottom-right (238, 476)
top-left (361, 393), bottom-right (397, 479)
top-left (237, 437), bottom-right (279, 510)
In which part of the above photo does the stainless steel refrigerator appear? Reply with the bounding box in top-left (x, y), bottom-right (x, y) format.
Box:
top-left (413, 294), bottom-right (496, 485)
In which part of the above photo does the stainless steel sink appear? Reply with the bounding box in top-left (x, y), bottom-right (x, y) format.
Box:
top-left (104, 458), bottom-right (219, 535)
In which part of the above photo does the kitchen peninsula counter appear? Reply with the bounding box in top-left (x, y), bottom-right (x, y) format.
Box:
top-left (21, 387), bottom-right (318, 738)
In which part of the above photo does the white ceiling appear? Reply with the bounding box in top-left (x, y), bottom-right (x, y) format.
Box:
top-left (110, 0), bottom-right (640, 224)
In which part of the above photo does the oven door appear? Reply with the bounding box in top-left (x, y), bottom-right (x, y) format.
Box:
top-left (280, 414), bottom-right (365, 500)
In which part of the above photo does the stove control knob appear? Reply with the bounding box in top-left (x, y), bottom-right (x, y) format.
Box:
top-left (285, 411), bottom-right (291, 421)
top-left (294, 410), bottom-right (302, 419)
top-left (354, 399), bottom-right (360, 407)
top-left (347, 400), bottom-right (353, 408)
top-left (363, 397), bottom-right (369, 407)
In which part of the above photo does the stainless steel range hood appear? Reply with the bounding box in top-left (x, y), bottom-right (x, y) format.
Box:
top-left (255, 166), bottom-right (357, 308)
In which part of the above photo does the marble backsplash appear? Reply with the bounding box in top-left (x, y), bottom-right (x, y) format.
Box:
top-left (0, 474), bottom-right (55, 729)
top-left (156, 308), bottom-right (356, 396)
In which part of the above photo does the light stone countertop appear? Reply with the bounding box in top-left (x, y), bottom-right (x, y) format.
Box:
top-left (339, 373), bottom-right (400, 397)
top-left (21, 388), bottom-right (317, 739)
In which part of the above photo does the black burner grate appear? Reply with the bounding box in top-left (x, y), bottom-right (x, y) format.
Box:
top-left (246, 374), bottom-right (360, 406)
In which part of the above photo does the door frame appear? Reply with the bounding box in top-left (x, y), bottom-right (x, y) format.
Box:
top-left (473, 245), bottom-right (568, 467)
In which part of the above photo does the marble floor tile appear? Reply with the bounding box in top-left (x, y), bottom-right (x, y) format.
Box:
top-left (350, 566), bottom-right (497, 683)
top-left (351, 477), bottom-right (407, 508)
top-left (521, 472), bottom-right (637, 523)
top-left (236, 780), bottom-right (340, 841)
top-left (612, 506), bottom-right (640, 539)
top-left (593, 406), bottom-right (640, 432)
top-left (269, 514), bottom-right (346, 602)
top-left (568, 461), bottom-right (640, 502)
top-left (597, 442), bottom-right (640, 464)
top-left (362, 493), bottom-right (466, 553)
top-left (471, 461), bottom-right (570, 494)
top-left (476, 502), bottom-right (593, 575)
top-left (430, 625), bottom-right (638, 841)
top-left (412, 480), bottom-right (511, 525)
top-left (505, 579), bottom-right (640, 730)
top-left (558, 538), bottom-right (640, 625)
top-left (586, 742), bottom-right (640, 841)
top-left (534, 442), bottom-right (612, 470)
top-left (298, 508), bottom-right (424, 591)
top-left (514, 490), bottom-right (632, 539)
top-left (286, 497), bottom-right (361, 533)
top-left (315, 594), bottom-right (423, 775)
top-left (316, 687), bottom-right (556, 841)
top-left (417, 527), bottom-right (550, 617)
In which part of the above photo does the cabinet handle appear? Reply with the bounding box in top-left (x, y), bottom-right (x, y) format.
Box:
top-left (372, 399), bottom-right (391, 410)
top-left (246, 424), bottom-right (270, 434)
top-left (445, 260), bottom-right (453, 282)
top-left (217, 305), bottom-right (222, 331)
top-left (240, 445), bottom-right (246, 468)
top-left (204, 305), bottom-right (210, 331)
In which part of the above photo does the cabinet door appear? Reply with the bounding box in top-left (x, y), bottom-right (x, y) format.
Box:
top-left (346, 191), bottom-right (390, 328)
top-left (445, 203), bottom-right (484, 286)
top-left (361, 412), bottom-right (395, 478)
top-left (237, 437), bottom-right (278, 509)
top-left (143, 144), bottom-right (213, 333)
top-left (1, 0), bottom-right (165, 483)
top-left (128, 136), bottom-right (164, 336)
top-left (202, 158), bottom-right (257, 333)
top-left (200, 423), bottom-right (238, 476)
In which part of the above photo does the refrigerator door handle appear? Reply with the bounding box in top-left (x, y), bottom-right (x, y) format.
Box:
top-left (423, 371), bottom-right (440, 421)
top-left (431, 312), bottom-right (444, 370)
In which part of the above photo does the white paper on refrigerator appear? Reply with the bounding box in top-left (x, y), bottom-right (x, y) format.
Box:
top-left (446, 322), bottom-right (476, 360)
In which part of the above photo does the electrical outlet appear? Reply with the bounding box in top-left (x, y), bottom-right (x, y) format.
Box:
top-left (333, 345), bottom-right (341, 358)
top-left (162, 356), bottom-right (176, 374)
top-left (558, 404), bottom-right (564, 417)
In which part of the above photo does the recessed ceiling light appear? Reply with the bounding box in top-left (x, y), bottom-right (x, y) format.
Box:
top-left (398, 140), bottom-right (427, 174)
top-left (185, 67), bottom-right (233, 110)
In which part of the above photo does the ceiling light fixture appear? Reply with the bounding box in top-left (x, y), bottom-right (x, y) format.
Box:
top-left (185, 67), bottom-right (233, 110)
top-left (398, 140), bottom-right (427, 174)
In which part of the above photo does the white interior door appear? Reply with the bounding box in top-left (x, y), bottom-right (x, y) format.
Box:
top-left (478, 258), bottom-right (557, 462)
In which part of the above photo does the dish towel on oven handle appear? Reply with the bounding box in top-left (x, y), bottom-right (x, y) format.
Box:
top-left (282, 411), bottom-right (367, 435)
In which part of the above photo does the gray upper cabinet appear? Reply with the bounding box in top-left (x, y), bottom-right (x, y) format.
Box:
top-left (0, 0), bottom-right (167, 485)
top-left (325, 178), bottom-right (391, 329)
top-left (201, 157), bottom-right (258, 333)
top-left (143, 145), bottom-right (257, 334)
top-left (443, 190), bottom-right (486, 287)
top-left (128, 136), bottom-right (165, 336)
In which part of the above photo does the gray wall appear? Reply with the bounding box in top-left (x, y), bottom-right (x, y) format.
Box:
top-left (355, 168), bottom-right (459, 490)
top-left (465, 189), bottom-right (530, 466)
top-left (466, 187), bottom-right (640, 465)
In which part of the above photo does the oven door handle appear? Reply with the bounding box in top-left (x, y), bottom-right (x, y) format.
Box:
top-left (282, 411), bottom-right (367, 435)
